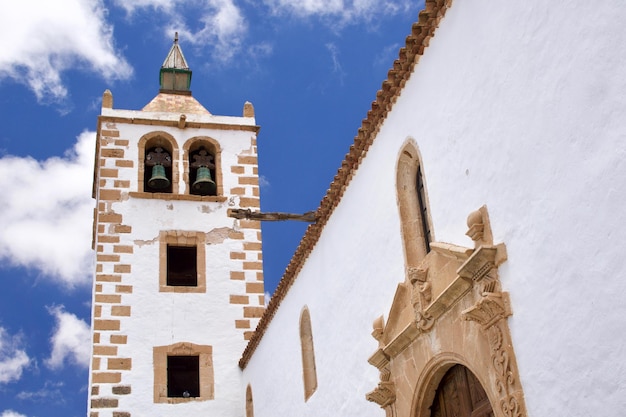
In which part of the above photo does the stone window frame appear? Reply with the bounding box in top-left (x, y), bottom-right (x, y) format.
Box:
top-left (245, 384), bottom-right (254, 417)
top-left (153, 342), bottom-right (214, 404)
top-left (138, 131), bottom-right (180, 194)
top-left (300, 306), bottom-right (318, 401)
top-left (182, 137), bottom-right (223, 196)
top-left (396, 139), bottom-right (433, 269)
top-left (159, 231), bottom-right (206, 293)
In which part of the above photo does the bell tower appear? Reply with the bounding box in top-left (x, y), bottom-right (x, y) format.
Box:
top-left (87, 35), bottom-right (264, 417)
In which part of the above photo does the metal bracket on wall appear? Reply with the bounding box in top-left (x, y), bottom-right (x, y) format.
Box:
top-left (228, 208), bottom-right (317, 223)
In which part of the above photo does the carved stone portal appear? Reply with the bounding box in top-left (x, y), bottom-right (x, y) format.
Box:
top-left (366, 206), bottom-right (527, 417)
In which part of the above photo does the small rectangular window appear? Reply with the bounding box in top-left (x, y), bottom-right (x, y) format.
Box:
top-left (167, 356), bottom-right (200, 398)
top-left (167, 245), bottom-right (198, 286)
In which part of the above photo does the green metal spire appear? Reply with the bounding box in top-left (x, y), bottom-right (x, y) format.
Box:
top-left (159, 32), bottom-right (192, 93)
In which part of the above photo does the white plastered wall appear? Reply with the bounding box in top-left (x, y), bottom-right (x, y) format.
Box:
top-left (243, 1), bottom-right (626, 416)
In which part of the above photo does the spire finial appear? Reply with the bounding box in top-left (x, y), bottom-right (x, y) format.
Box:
top-left (160, 31), bottom-right (192, 92)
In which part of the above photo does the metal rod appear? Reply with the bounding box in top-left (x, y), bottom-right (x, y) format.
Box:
top-left (227, 208), bottom-right (317, 222)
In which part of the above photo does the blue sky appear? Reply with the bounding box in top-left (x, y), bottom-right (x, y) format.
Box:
top-left (0, 0), bottom-right (424, 416)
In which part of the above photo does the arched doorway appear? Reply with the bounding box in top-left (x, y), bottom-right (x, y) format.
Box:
top-left (430, 365), bottom-right (493, 417)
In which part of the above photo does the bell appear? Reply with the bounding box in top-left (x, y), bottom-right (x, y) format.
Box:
top-left (148, 164), bottom-right (170, 189)
top-left (193, 166), bottom-right (216, 195)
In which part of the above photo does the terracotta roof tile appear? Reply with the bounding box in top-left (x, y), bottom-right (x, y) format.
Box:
top-left (142, 93), bottom-right (211, 114)
top-left (239, 0), bottom-right (453, 369)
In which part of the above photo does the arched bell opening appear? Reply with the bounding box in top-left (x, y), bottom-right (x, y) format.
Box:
top-left (428, 364), bottom-right (493, 417)
top-left (144, 145), bottom-right (173, 193)
top-left (189, 143), bottom-right (217, 196)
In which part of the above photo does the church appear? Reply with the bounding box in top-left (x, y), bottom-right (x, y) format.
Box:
top-left (86, 1), bottom-right (626, 416)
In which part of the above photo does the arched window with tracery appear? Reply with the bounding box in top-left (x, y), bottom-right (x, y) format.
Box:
top-left (397, 140), bottom-right (432, 267)
top-left (300, 306), bottom-right (317, 401)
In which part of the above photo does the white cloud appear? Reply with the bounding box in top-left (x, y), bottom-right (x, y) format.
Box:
top-left (0, 328), bottom-right (30, 385)
top-left (0, 131), bottom-right (96, 287)
top-left (374, 42), bottom-right (402, 67)
top-left (264, 291), bottom-right (271, 307)
top-left (45, 306), bottom-right (91, 370)
top-left (259, 175), bottom-right (271, 188)
top-left (184, 0), bottom-right (248, 63)
top-left (325, 42), bottom-right (345, 83)
top-left (0, 411), bottom-right (28, 417)
top-left (17, 381), bottom-right (65, 403)
top-left (262, 0), bottom-right (414, 24)
top-left (115, 0), bottom-right (248, 64)
top-left (0, 0), bottom-right (132, 102)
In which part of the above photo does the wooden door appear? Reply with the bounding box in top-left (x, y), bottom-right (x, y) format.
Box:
top-left (430, 365), bottom-right (493, 417)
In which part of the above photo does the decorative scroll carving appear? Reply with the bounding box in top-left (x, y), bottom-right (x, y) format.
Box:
top-left (366, 369), bottom-right (397, 417)
top-left (462, 292), bottom-right (511, 330)
top-left (489, 323), bottom-right (525, 417)
top-left (415, 310), bottom-right (435, 332)
top-left (463, 292), bottom-right (525, 417)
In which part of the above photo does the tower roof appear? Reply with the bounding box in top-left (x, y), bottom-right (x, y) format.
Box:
top-left (159, 32), bottom-right (193, 93)
top-left (162, 32), bottom-right (189, 70)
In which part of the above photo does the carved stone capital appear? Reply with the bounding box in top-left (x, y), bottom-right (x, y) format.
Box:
top-left (462, 292), bottom-right (512, 329)
top-left (408, 266), bottom-right (428, 284)
top-left (366, 380), bottom-right (396, 408)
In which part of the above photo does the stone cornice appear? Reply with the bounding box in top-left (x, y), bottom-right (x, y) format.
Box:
top-left (97, 115), bottom-right (260, 133)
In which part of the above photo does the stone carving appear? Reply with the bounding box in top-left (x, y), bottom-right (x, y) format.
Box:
top-left (415, 310), bottom-right (435, 332)
top-left (458, 246), bottom-right (501, 294)
top-left (465, 205), bottom-right (493, 248)
top-left (367, 206), bottom-right (527, 417)
top-left (466, 210), bottom-right (485, 242)
top-left (488, 323), bottom-right (525, 417)
top-left (459, 233), bottom-right (525, 417)
top-left (462, 292), bottom-right (511, 330)
top-left (372, 316), bottom-right (385, 344)
top-left (462, 288), bottom-right (524, 416)
top-left (366, 369), bottom-right (397, 417)
top-left (408, 266), bottom-right (433, 332)
top-left (409, 267), bottom-right (432, 306)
